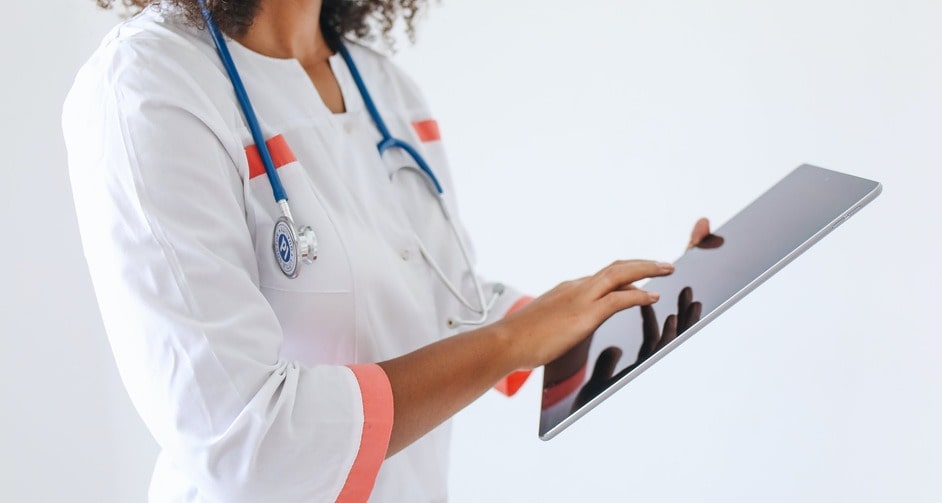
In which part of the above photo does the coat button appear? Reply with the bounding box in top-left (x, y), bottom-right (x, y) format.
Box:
top-left (400, 249), bottom-right (411, 261)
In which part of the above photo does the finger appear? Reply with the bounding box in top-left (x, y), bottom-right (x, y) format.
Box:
top-left (612, 283), bottom-right (640, 293)
top-left (658, 314), bottom-right (679, 350)
top-left (591, 260), bottom-right (674, 298)
top-left (639, 304), bottom-right (660, 360)
top-left (598, 289), bottom-right (661, 324)
top-left (590, 347), bottom-right (623, 382)
top-left (677, 286), bottom-right (693, 328)
top-left (680, 301), bottom-right (703, 333)
top-left (687, 217), bottom-right (711, 249)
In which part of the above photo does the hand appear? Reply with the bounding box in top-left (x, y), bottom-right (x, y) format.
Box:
top-left (498, 260), bottom-right (675, 371)
top-left (380, 262), bottom-right (673, 457)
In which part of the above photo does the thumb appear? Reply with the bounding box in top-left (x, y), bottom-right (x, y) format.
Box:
top-left (688, 217), bottom-right (711, 249)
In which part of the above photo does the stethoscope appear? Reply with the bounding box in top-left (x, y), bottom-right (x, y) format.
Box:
top-left (199, 2), bottom-right (503, 328)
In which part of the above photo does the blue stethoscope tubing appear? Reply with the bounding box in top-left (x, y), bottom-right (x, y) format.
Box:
top-left (199, 1), bottom-right (286, 203)
top-left (198, 2), bottom-right (502, 327)
top-left (336, 46), bottom-right (444, 195)
top-left (199, 0), bottom-right (318, 280)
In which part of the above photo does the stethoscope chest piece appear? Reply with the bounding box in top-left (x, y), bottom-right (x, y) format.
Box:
top-left (273, 217), bottom-right (318, 278)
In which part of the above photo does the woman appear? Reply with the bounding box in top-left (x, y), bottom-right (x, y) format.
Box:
top-left (64, 1), bottom-right (708, 501)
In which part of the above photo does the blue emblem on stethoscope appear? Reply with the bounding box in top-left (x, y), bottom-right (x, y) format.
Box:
top-left (278, 233), bottom-right (291, 263)
top-left (272, 214), bottom-right (316, 279)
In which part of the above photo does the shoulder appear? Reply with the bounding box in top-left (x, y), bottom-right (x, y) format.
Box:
top-left (65, 7), bottom-right (235, 132)
top-left (63, 8), bottom-right (245, 177)
top-left (78, 9), bottom-right (211, 86)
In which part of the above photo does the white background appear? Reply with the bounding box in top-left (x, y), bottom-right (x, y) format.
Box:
top-left (2, 0), bottom-right (939, 501)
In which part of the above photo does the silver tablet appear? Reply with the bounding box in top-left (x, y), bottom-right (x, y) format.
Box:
top-left (539, 164), bottom-right (882, 440)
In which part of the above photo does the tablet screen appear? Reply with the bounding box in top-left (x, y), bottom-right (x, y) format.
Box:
top-left (539, 165), bottom-right (881, 439)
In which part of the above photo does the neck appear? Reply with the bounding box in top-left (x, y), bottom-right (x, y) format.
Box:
top-left (235, 0), bottom-right (332, 66)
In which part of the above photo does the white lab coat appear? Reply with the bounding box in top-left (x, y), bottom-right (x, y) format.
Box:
top-left (63, 7), bottom-right (525, 502)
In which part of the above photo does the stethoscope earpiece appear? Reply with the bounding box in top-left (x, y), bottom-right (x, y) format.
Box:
top-left (444, 283), bottom-right (505, 330)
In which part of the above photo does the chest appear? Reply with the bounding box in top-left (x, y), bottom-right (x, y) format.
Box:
top-left (238, 102), bottom-right (466, 367)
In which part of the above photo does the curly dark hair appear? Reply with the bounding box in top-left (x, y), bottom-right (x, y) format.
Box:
top-left (94, 0), bottom-right (427, 47)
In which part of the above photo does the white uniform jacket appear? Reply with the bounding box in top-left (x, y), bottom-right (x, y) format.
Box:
top-left (62, 7), bottom-right (529, 503)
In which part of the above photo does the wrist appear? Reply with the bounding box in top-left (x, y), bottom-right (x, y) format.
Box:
top-left (481, 321), bottom-right (530, 379)
top-left (485, 318), bottom-right (532, 374)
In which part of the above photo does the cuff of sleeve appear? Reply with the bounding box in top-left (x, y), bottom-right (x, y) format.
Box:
top-left (337, 364), bottom-right (394, 503)
top-left (495, 296), bottom-right (535, 397)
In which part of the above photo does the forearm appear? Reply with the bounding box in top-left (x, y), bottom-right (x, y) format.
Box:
top-left (378, 323), bottom-right (518, 458)
top-left (378, 260), bottom-right (673, 457)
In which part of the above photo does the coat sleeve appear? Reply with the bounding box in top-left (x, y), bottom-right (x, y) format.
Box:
top-left (63, 38), bottom-right (392, 502)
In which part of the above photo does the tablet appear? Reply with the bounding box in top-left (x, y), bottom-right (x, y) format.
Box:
top-left (539, 164), bottom-right (882, 440)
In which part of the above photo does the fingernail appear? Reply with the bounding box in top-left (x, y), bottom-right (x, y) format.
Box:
top-left (648, 292), bottom-right (661, 301)
top-left (657, 262), bottom-right (674, 271)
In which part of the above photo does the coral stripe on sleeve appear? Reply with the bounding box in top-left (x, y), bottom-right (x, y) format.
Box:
top-left (495, 296), bottom-right (535, 397)
top-left (336, 364), bottom-right (394, 503)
